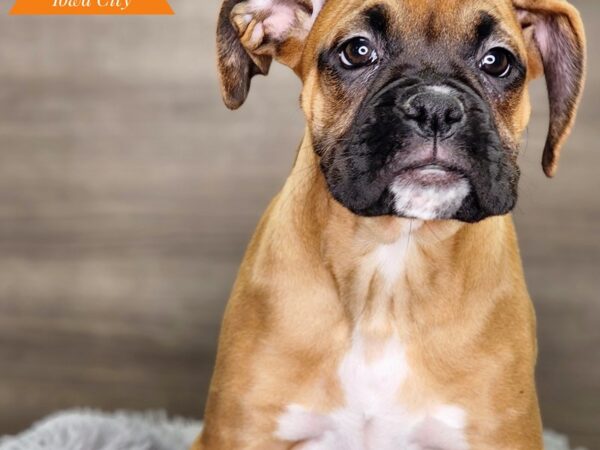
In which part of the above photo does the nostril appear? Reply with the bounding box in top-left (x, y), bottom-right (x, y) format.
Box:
top-left (445, 107), bottom-right (463, 124)
top-left (403, 103), bottom-right (427, 122)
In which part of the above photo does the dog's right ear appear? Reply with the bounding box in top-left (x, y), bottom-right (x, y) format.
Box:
top-left (216, 0), bottom-right (324, 110)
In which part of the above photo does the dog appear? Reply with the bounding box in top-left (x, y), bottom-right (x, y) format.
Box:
top-left (192, 0), bottom-right (585, 448)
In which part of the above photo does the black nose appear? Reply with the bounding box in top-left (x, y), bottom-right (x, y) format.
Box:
top-left (402, 90), bottom-right (464, 139)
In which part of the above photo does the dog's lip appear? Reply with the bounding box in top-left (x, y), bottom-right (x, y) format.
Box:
top-left (414, 164), bottom-right (450, 175)
top-left (393, 162), bottom-right (466, 184)
top-left (394, 161), bottom-right (464, 175)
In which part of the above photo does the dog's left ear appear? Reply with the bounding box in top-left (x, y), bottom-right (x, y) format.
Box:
top-left (513, 0), bottom-right (586, 177)
top-left (216, 0), bottom-right (324, 110)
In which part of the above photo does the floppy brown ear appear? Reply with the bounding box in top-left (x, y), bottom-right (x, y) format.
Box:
top-left (513, 0), bottom-right (586, 177)
top-left (216, 0), bottom-right (323, 110)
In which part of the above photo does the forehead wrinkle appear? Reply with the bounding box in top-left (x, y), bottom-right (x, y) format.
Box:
top-left (414, 1), bottom-right (524, 55)
top-left (470, 10), bottom-right (527, 61)
top-left (408, 0), bottom-right (514, 33)
top-left (364, 4), bottom-right (391, 38)
top-left (311, 0), bottom-right (390, 49)
top-left (474, 12), bottom-right (498, 45)
top-left (319, 3), bottom-right (397, 52)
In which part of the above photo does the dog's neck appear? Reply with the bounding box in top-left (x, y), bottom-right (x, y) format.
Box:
top-left (278, 131), bottom-right (524, 340)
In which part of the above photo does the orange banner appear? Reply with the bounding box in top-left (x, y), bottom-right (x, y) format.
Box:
top-left (10, 0), bottom-right (174, 15)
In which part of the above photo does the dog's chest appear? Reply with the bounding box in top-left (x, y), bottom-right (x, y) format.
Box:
top-left (275, 234), bottom-right (469, 449)
top-left (275, 334), bottom-right (469, 450)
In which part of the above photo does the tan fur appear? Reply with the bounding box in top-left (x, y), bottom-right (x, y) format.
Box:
top-left (193, 135), bottom-right (541, 449)
top-left (195, 0), bottom-right (585, 448)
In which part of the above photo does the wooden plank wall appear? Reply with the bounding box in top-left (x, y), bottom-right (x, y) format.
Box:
top-left (0, 0), bottom-right (597, 447)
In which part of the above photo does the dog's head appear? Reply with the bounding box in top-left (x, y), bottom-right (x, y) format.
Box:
top-left (216, 0), bottom-right (585, 223)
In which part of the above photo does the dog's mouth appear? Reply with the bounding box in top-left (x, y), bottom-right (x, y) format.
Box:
top-left (393, 162), bottom-right (467, 187)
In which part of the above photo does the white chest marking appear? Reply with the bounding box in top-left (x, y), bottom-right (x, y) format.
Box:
top-left (371, 220), bottom-right (421, 286)
top-left (373, 237), bottom-right (409, 286)
top-left (276, 334), bottom-right (469, 450)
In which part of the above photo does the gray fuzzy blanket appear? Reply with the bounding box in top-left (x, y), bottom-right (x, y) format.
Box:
top-left (0, 410), bottom-right (587, 450)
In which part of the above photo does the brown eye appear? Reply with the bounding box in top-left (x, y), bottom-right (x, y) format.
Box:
top-left (479, 48), bottom-right (512, 78)
top-left (340, 37), bottom-right (378, 69)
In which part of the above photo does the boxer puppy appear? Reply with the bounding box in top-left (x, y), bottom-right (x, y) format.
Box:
top-left (193, 0), bottom-right (585, 448)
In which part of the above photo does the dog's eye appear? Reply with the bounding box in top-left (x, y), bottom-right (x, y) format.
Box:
top-left (339, 37), bottom-right (378, 69)
top-left (479, 48), bottom-right (512, 78)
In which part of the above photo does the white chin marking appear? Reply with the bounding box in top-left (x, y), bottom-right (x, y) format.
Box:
top-left (390, 179), bottom-right (470, 220)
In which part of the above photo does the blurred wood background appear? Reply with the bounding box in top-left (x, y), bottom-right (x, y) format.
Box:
top-left (0, 0), bottom-right (597, 447)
